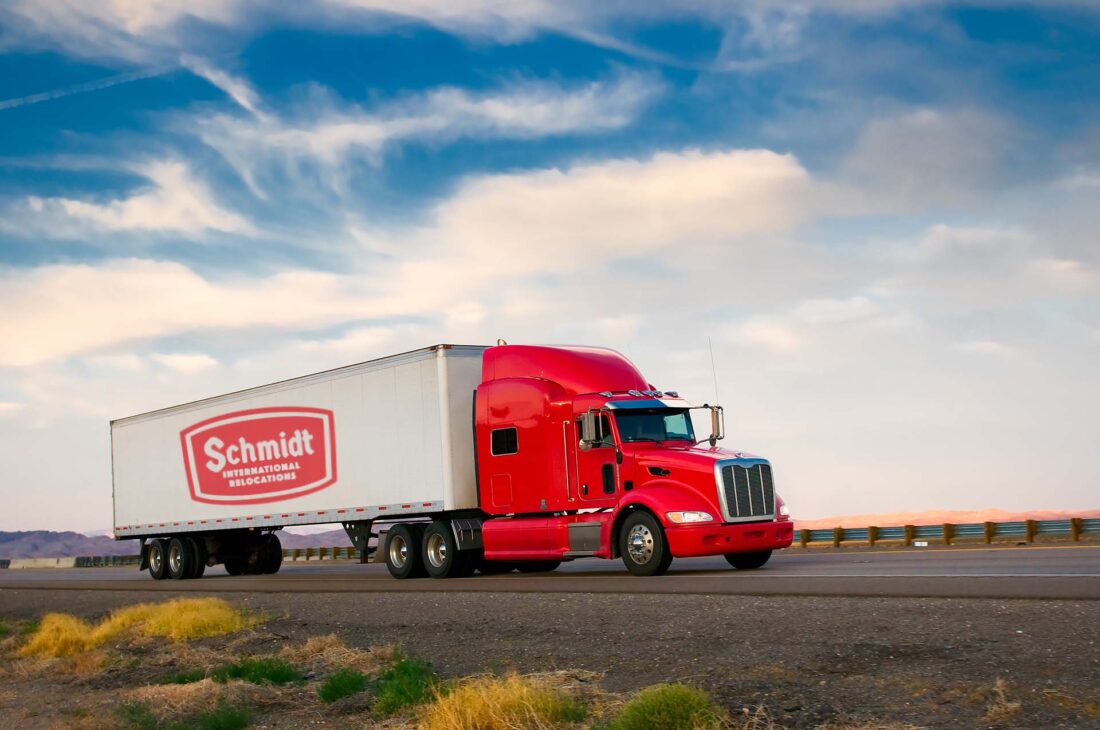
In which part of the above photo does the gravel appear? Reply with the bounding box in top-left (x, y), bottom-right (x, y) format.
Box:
top-left (1, 589), bottom-right (1097, 728)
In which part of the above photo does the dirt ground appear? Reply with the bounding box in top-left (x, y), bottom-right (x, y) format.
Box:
top-left (1, 588), bottom-right (1098, 728)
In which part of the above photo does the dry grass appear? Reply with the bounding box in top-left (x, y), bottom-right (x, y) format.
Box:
top-left (1041, 688), bottom-right (1100, 718)
top-left (817, 722), bottom-right (926, 730)
top-left (421, 672), bottom-right (588, 729)
top-left (19, 598), bottom-right (261, 657)
top-left (977, 678), bottom-right (1022, 723)
top-left (125, 677), bottom-right (281, 723)
top-left (278, 632), bottom-right (396, 675)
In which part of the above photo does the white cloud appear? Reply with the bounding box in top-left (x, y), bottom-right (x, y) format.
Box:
top-left (180, 55), bottom-right (262, 114)
top-left (26, 160), bottom-right (255, 237)
top-left (0, 258), bottom-right (380, 367)
top-left (0, 402), bottom-right (24, 416)
top-left (197, 73), bottom-right (659, 194)
top-left (959, 340), bottom-right (1013, 356)
top-left (151, 352), bottom-right (219, 373)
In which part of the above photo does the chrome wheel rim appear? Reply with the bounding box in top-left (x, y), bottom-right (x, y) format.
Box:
top-left (626, 524), bottom-right (654, 565)
top-left (388, 534), bottom-right (408, 569)
top-left (426, 533), bottom-right (447, 568)
top-left (150, 545), bottom-right (163, 573)
top-left (168, 544), bottom-right (182, 574)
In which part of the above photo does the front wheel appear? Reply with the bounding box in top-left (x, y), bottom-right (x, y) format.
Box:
top-left (619, 512), bottom-right (673, 576)
top-left (724, 550), bottom-right (772, 570)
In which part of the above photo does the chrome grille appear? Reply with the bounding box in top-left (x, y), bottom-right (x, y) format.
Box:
top-left (718, 462), bottom-right (775, 521)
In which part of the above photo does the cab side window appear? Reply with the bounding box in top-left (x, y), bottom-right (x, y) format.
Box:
top-left (491, 427), bottom-right (518, 455)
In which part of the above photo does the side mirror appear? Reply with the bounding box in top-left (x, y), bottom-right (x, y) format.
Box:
top-left (580, 411), bottom-right (597, 451)
top-left (708, 406), bottom-right (725, 447)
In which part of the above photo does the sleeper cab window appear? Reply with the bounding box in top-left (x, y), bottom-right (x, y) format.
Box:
top-left (490, 427), bottom-right (518, 456)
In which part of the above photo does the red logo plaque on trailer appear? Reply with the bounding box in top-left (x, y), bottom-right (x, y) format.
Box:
top-left (180, 407), bottom-right (337, 505)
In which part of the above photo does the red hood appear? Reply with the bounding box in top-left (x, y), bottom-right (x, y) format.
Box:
top-left (628, 443), bottom-right (764, 470)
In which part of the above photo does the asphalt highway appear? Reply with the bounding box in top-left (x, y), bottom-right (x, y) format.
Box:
top-left (2, 544), bottom-right (1097, 599)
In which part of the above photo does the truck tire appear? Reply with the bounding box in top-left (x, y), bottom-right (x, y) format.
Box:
top-left (516, 561), bottom-right (561, 573)
top-left (619, 511), bottom-right (673, 576)
top-left (724, 550), bottom-right (772, 570)
top-left (259, 534), bottom-right (283, 574)
top-left (167, 537), bottom-right (194, 580)
top-left (385, 523), bottom-right (427, 579)
top-left (147, 539), bottom-right (169, 580)
top-left (186, 537), bottom-right (207, 579)
top-left (224, 558), bottom-right (247, 575)
top-left (422, 520), bottom-right (473, 579)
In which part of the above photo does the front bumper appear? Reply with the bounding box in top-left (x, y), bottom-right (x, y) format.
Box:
top-left (665, 519), bottom-right (794, 558)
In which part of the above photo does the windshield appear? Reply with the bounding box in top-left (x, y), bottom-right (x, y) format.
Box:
top-left (614, 408), bottom-right (695, 443)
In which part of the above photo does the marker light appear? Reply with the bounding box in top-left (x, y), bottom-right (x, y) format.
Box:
top-left (666, 511), bottom-right (714, 524)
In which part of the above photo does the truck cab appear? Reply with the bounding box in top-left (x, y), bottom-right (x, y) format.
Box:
top-left (471, 344), bottom-right (794, 576)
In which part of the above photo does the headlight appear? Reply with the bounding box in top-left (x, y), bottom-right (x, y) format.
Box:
top-left (779, 503), bottom-right (790, 517)
top-left (666, 511), bottom-right (714, 524)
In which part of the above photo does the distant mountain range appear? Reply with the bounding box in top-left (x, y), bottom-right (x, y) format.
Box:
top-left (0, 529), bottom-right (351, 559)
top-left (3, 508), bottom-right (1096, 559)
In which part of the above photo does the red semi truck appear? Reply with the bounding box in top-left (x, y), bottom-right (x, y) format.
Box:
top-left (111, 344), bottom-right (793, 579)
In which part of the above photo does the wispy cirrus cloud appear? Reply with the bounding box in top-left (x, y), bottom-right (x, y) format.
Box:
top-left (21, 160), bottom-right (255, 237)
top-left (194, 72), bottom-right (661, 195)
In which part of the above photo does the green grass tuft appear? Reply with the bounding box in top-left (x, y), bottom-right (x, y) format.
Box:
top-left (117, 701), bottom-right (159, 730)
top-left (372, 653), bottom-right (438, 715)
top-left (193, 700), bottom-right (251, 730)
top-left (211, 656), bottom-right (303, 685)
top-left (0, 618), bottom-right (10, 638)
top-left (318, 667), bottom-right (369, 703)
top-left (611, 683), bottom-right (726, 730)
top-left (160, 668), bottom-right (207, 685)
top-left (117, 699), bottom-right (250, 730)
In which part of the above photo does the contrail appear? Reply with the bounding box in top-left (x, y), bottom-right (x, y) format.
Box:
top-left (0, 66), bottom-right (175, 112)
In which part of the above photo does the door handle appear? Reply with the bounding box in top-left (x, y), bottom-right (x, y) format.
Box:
top-left (581, 484), bottom-right (588, 495)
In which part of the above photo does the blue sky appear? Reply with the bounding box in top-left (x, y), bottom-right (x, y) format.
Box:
top-left (0, 1), bottom-right (1097, 531)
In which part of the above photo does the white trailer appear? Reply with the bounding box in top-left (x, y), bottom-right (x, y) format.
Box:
top-left (110, 345), bottom-right (485, 579)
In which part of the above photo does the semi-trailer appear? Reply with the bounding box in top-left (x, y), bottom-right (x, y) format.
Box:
top-left (110, 343), bottom-right (794, 580)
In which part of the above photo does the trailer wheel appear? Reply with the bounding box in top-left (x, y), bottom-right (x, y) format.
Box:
top-left (186, 537), bottom-right (207, 579)
top-left (619, 511), bottom-right (673, 576)
top-left (385, 524), bottom-right (426, 579)
top-left (259, 534), bottom-right (283, 574)
top-left (167, 537), bottom-right (194, 580)
top-left (147, 539), bottom-right (169, 580)
top-left (724, 550), bottom-right (772, 570)
top-left (224, 558), bottom-right (247, 576)
top-left (422, 521), bottom-right (472, 579)
top-left (516, 561), bottom-right (561, 573)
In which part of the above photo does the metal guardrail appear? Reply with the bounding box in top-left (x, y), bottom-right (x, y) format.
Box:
top-left (798, 517), bottom-right (1100, 548)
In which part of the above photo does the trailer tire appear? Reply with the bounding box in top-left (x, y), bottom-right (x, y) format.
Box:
top-left (259, 534), bottom-right (283, 574)
top-left (224, 558), bottom-right (247, 576)
top-left (724, 550), bottom-right (772, 570)
top-left (385, 524), bottom-right (426, 579)
top-left (619, 511), bottom-right (673, 576)
top-left (516, 561), bottom-right (561, 573)
top-left (186, 537), bottom-right (207, 579)
top-left (422, 521), bottom-right (468, 579)
top-left (147, 539), bottom-right (169, 580)
top-left (167, 537), bottom-right (194, 580)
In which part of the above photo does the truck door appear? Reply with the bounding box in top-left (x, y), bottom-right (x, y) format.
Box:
top-left (574, 414), bottom-right (618, 503)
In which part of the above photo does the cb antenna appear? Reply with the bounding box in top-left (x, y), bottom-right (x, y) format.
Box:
top-left (708, 336), bottom-right (720, 404)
